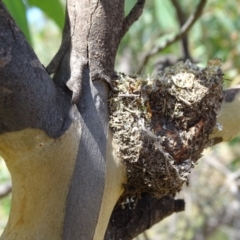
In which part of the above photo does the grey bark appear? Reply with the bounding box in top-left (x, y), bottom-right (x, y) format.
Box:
top-left (0, 1), bottom-right (72, 138)
top-left (53, 1), bottom-right (125, 237)
top-left (105, 194), bottom-right (185, 240)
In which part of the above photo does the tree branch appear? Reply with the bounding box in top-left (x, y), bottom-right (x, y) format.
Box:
top-left (52, 1), bottom-right (126, 239)
top-left (46, 7), bottom-right (70, 75)
top-left (171, 0), bottom-right (185, 25)
top-left (170, 0), bottom-right (191, 60)
top-left (0, 1), bottom-right (124, 239)
top-left (105, 194), bottom-right (185, 240)
top-left (137, 0), bottom-right (207, 74)
top-left (121, 0), bottom-right (146, 39)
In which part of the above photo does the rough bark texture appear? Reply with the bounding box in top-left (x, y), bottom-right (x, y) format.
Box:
top-left (52, 0), bottom-right (125, 104)
top-left (0, 1), bottom-right (72, 138)
top-left (105, 194), bottom-right (185, 240)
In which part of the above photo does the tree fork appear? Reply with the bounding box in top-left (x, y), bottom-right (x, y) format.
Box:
top-left (0, 0), bottom-right (150, 239)
top-left (0, 0), bottom-right (126, 239)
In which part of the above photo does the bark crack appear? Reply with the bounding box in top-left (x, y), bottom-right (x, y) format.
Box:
top-left (87, 0), bottom-right (100, 58)
top-left (66, 0), bottom-right (101, 104)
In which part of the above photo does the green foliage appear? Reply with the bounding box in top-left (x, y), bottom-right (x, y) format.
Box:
top-left (154, 0), bottom-right (178, 31)
top-left (27, 0), bottom-right (64, 29)
top-left (2, 0), bottom-right (64, 46)
top-left (124, 0), bottom-right (137, 16)
top-left (2, 0), bottom-right (31, 43)
top-left (29, 17), bottom-right (62, 66)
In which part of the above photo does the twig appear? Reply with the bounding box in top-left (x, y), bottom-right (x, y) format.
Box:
top-left (137, 0), bottom-right (207, 74)
top-left (170, 0), bottom-right (191, 59)
top-left (170, 0), bottom-right (185, 25)
top-left (0, 182), bottom-right (12, 199)
top-left (121, 0), bottom-right (146, 39)
top-left (46, 8), bottom-right (71, 75)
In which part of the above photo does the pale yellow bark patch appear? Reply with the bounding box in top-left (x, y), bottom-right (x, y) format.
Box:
top-left (93, 130), bottom-right (126, 240)
top-left (210, 87), bottom-right (240, 142)
top-left (0, 120), bottom-right (81, 240)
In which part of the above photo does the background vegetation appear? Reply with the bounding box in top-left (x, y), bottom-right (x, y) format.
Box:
top-left (1, 0), bottom-right (240, 239)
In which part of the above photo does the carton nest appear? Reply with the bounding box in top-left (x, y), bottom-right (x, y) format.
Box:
top-left (109, 60), bottom-right (223, 201)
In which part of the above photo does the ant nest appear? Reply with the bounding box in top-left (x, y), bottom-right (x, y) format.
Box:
top-left (109, 60), bottom-right (223, 200)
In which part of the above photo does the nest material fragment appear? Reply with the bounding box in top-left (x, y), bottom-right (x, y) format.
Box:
top-left (109, 60), bottom-right (223, 200)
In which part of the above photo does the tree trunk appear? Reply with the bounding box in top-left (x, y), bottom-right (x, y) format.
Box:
top-left (0, 0), bottom-right (126, 239)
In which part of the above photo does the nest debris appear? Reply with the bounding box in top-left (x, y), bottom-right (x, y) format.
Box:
top-left (109, 60), bottom-right (223, 202)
